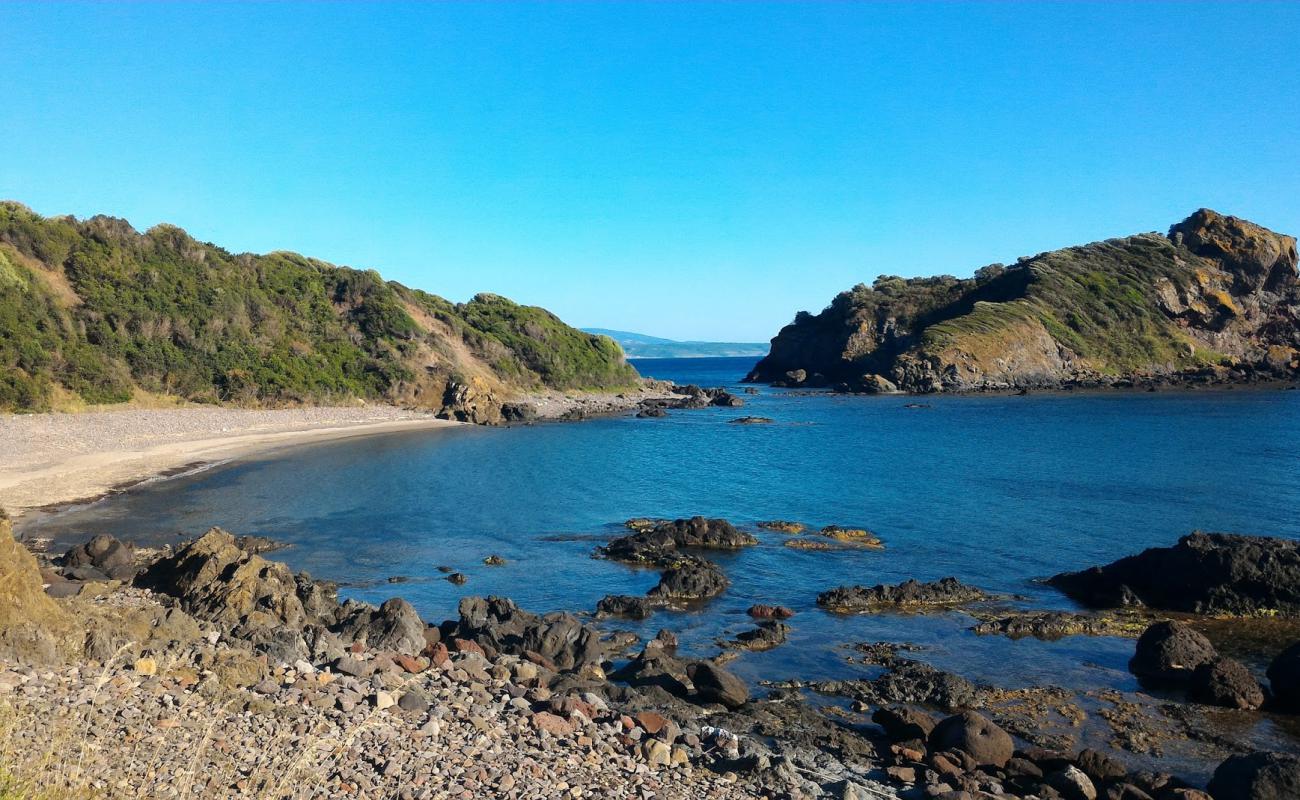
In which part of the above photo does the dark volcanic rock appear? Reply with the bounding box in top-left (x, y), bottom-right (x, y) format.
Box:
top-left (726, 621), bottom-right (789, 651)
top-left (646, 557), bottom-right (729, 601)
top-left (928, 710), bottom-right (1014, 768)
top-left (820, 658), bottom-right (982, 711)
top-left (636, 406), bottom-right (668, 418)
top-left (451, 596), bottom-right (606, 672)
top-left (817, 577), bottom-right (986, 612)
top-left (747, 604), bottom-right (795, 619)
top-left (728, 416), bottom-right (774, 425)
top-left (63, 534), bottom-right (137, 581)
top-left (595, 594), bottom-right (657, 620)
top-left (872, 706), bottom-right (938, 742)
top-left (1049, 532), bottom-right (1300, 616)
top-left (688, 661), bottom-right (749, 709)
top-left (601, 516), bottom-right (756, 565)
top-left (970, 611), bottom-right (1139, 640)
top-left (1128, 621), bottom-right (1218, 683)
top-left (1188, 657), bottom-right (1264, 710)
top-left (1208, 752), bottom-right (1300, 800)
top-left (1266, 641), bottom-right (1300, 712)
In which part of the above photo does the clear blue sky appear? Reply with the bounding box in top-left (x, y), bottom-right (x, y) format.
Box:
top-left (3, 3), bottom-right (1298, 342)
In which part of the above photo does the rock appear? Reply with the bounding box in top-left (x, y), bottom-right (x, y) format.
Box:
top-left (601, 516), bottom-right (756, 564)
top-left (1188, 657), bottom-right (1264, 710)
top-left (859, 374), bottom-right (899, 393)
top-left (372, 691), bottom-right (395, 710)
top-left (1265, 641), bottom-right (1300, 712)
top-left (482, 555), bottom-right (506, 566)
top-left (530, 711), bottom-right (574, 737)
top-left (642, 738), bottom-right (671, 766)
top-left (636, 406), bottom-right (668, 418)
top-left (726, 621), bottom-right (789, 651)
top-left (757, 521), bottom-right (805, 534)
top-left (784, 538), bottom-right (833, 550)
top-left (452, 596), bottom-right (607, 672)
top-left (595, 595), bottom-right (656, 620)
top-left (728, 416), bottom-right (773, 424)
top-left (63, 534), bottom-right (137, 580)
top-left (971, 611), bottom-right (1140, 640)
top-left (446, 572), bottom-right (468, 585)
top-left (1046, 766), bottom-right (1098, 800)
top-left (872, 706), bottom-right (937, 741)
top-left (0, 518), bottom-right (77, 663)
top-left (928, 711), bottom-right (1014, 768)
top-left (1128, 621), bottom-right (1217, 683)
top-left (747, 604), bottom-right (795, 619)
top-left (1208, 751), bottom-right (1300, 800)
top-left (633, 711), bottom-right (670, 736)
top-left (331, 655), bottom-right (370, 678)
top-left (817, 525), bottom-right (885, 547)
top-left (335, 598), bottom-right (426, 656)
top-left (609, 639), bottom-right (693, 699)
top-left (818, 578), bottom-right (986, 612)
top-left (1049, 533), bottom-right (1300, 616)
top-left (1075, 748), bottom-right (1127, 786)
top-left (688, 662), bottom-right (748, 709)
top-left (398, 690), bottom-right (429, 712)
top-left (646, 557), bottom-right (730, 601)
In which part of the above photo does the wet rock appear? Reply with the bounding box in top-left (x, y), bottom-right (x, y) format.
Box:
top-left (1208, 751), bottom-right (1300, 800)
top-left (1075, 748), bottom-right (1128, 787)
top-left (595, 594), bottom-right (656, 620)
top-left (1188, 657), bottom-right (1264, 710)
top-left (819, 659), bottom-right (981, 711)
top-left (872, 706), bottom-right (937, 741)
top-left (446, 572), bottom-right (468, 585)
top-left (726, 621), bottom-right (789, 651)
top-left (452, 596), bottom-right (606, 672)
top-left (688, 662), bottom-right (748, 709)
top-left (646, 556), bottom-right (730, 601)
top-left (1265, 641), bottom-right (1300, 712)
top-left (971, 611), bottom-right (1141, 640)
top-left (601, 516), bottom-right (756, 564)
top-left (482, 555), bottom-right (506, 566)
top-left (747, 604), bottom-right (795, 619)
top-left (816, 526), bottom-right (885, 548)
top-left (1048, 532), bottom-right (1300, 616)
top-left (636, 406), bottom-right (668, 418)
top-left (928, 710), bottom-right (1014, 768)
top-left (728, 416), bottom-right (773, 425)
top-left (1128, 621), bottom-right (1217, 683)
top-left (783, 538), bottom-right (833, 550)
top-left (757, 521), bottom-right (805, 534)
top-left (63, 534), bottom-right (137, 581)
top-left (817, 578), bottom-right (986, 612)
top-left (610, 638), bottom-right (693, 698)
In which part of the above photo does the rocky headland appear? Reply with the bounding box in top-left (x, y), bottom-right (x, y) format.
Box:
top-left (746, 210), bottom-right (1300, 394)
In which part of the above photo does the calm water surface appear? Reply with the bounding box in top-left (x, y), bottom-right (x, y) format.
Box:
top-left (21, 357), bottom-right (1300, 774)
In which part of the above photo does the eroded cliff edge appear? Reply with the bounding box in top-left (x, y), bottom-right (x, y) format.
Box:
top-left (747, 209), bottom-right (1299, 393)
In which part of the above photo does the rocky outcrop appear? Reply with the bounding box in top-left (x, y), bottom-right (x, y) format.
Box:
top-left (450, 595), bottom-right (607, 673)
top-left (601, 516), bottom-right (756, 565)
top-left (817, 577), bottom-right (987, 613)
top-left (62, 534), bottom-right (138, 581)
top-left (0, 518), bottom-right (78, 662)
top-left (970, 611), bottom-right (1141, 640)
top-left (646, 557), bottom-right (730, 601)
top-left (928, 710), bottom-right (1014, 768)
top-left (747, 209), bottom-right (1299, 393)
top-left (1049, 532), bottom-right (1300, 616)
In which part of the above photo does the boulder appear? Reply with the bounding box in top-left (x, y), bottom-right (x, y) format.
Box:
top-left (63, 534), bottom-right (137, 580)
top-left (872, 706), bottom-right (938, 742)
top-left (688, 662), bottom-right (749, 709)
top-left (1128, 621), bottom-right (1217, 683)
top-left (747, 604), bottom-right (795, 619)
top-left (1188, 657), bottom-right (1264, 710)
top-left (1048, 533), bottom-right (1300, 616)
top-left (452, 596), bottom-right (606, 672)
top-left (817, 578), bottom-right (986, 612)
top-left (859, 374), bottom-right (899, 394)
top-left (1208, 752), bottom-right (1300, 800)
top-left (1265, 641), bottom-right (1300, 712)
top-left (595, 594), bottom-right (657, 620)
top-left (865, 659), bottom-right (982, 711)
top-left (727, 621), bottom-right (789, 651)
top-left (610, 638), bottom-right (693, 698)
top-left (1046, 766), bottom-right (1098, 800)
top-left (645, 557), bottom-right (729, 601)
top-left (927, 711), bottom-right (1014, 768)
top-left (335, 598), bottom-right (426, 656)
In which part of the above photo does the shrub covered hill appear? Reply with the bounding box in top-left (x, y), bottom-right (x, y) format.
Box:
top-left (747, 209), bottom-right (1300, 393)
top-left (0, 202), bottom-right (637, 421)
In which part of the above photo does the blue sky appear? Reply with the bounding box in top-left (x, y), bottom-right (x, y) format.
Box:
top-left (2, 3), bottom-right (1298, 342)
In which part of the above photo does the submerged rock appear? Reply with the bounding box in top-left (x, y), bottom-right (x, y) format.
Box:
top-left (728, 416), bottom-right (773, 425)
top-left (817, 577), bottom-right (986, 612)
top-left (747, 604), bottom-right (795, 620)
top-left (816, 525), bottom-right (884, 548)
top-left (1048, 532), bottom-right (1300, 616)
top-left (757, 521), bottom-right (805, 534)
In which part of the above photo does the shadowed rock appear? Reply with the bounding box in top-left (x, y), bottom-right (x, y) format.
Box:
top-left (817, 577), bottom-right (986, 613)
top-left (601, 516), bottom-right (756, 565)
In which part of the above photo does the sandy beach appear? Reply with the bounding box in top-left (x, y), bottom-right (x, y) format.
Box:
top-left (0, 405), bottom-right (461, 518)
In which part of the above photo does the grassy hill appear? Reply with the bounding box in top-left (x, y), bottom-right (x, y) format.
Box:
top-left (0, 202), bottom-right (638, 421)
top-left (747, 209), bottom-right (1299, 392)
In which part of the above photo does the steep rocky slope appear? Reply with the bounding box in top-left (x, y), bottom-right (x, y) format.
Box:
top-left (0, 202), bottom-right (637, 421)
top-left (747, 209), bottom-right (1299, 392)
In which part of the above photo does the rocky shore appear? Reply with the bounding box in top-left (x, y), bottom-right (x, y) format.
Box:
top-left (6, 515), bottom-right (1300, 799)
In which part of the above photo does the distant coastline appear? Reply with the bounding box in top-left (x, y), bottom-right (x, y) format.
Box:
top-left (584, 328), bottom-right (769, 359)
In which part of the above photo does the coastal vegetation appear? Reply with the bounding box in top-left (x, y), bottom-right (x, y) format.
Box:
top-left (0, 202), bottom-right (638, 419)
top-left (747, 209), bottom-right (1300, 392)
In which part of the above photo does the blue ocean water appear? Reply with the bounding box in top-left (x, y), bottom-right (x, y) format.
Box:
top-left (20, 357), bottom-right (1300, 772)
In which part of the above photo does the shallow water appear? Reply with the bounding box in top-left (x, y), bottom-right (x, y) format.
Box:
top-left (20, 357), bottom-right (1300, 777)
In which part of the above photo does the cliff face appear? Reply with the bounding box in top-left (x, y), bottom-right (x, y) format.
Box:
top-left (747, 210), bottom-right (1299, 392)
top-left (0, 203), bottom-right (638, 421)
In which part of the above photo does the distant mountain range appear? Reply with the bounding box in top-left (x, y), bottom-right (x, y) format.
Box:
top-left (583, 329), bottom-right (769, 359)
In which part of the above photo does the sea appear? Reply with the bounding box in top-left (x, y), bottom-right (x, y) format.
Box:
top-left (19, 357), bottom-right (1300, 777)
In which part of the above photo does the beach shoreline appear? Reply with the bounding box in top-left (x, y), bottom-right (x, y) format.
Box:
top-left (0, 405), bottom-right (463, 519)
